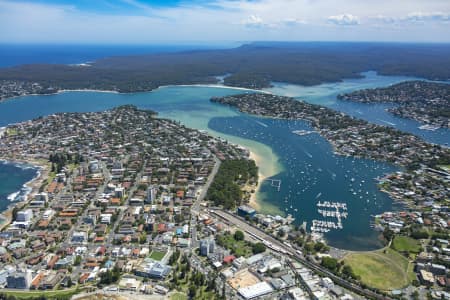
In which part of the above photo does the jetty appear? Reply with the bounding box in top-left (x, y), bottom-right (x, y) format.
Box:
top-left (266, 178), bottom-right (281, 191)
top-left (311, 201), bottom-right (348, 233)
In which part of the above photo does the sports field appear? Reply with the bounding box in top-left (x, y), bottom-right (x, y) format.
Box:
top-left (344, 248), bottom-right (416, 291)
top-left (149, 250), bottom-right (166, 261)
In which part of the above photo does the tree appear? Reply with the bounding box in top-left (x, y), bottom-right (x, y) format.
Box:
top-left (169, 249), bottom-right (181, 265)
top-left (139, 233), bottom-right (147, 244)
top-left (342, 264), bottom-right (359, 280)
top-left (321, 257), bottom-right (339, 272)
top-left (383, 228), bottom-right (394, 242)
top-left (189, 285), bottom-right (197, 298)
top-left (314, 242), bottom-right (326, 252)
top-left (234, 230), bottom-right (244, 241)
top-left (252, 242), bottom-right (266, 254)
top-left (74, 255), bottom-right (82, 266)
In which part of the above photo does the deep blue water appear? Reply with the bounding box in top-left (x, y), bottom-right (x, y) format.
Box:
top-left (209, 116), bottom-right (400, 250)
top-left (0, 161), bottom-right (38, 213)
top-left (0, 70), bottom-right (447, 250)
top-left (0, 44), bottom-right (236, 67)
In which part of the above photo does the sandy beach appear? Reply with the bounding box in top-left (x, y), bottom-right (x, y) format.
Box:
top-left (157, 83), bottom-right (273, 94)
top-left (247, 147), bottom-right (281, 211)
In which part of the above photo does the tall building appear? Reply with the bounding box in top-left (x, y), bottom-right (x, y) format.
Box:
top-left (200, 239), bottom-right (215, 256)
top-left (16, 209), bottom-right (33, 222)
top-left (146, 186), bottom-right (157, 204)
top-left (7, 269), bottom-right (32, 289)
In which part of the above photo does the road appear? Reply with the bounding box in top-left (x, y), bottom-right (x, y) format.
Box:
top-left (107, 159), bottom-right (146, 245)
top-left (212, 209), bottom-right (393, 300)
top-left (189, 156), bottom-right (221, 248)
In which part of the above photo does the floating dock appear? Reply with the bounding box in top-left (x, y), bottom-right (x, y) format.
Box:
top-left (310, 201), bottom-right (348, 234)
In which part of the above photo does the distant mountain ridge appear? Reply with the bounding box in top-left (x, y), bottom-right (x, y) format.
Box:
top-left (0, 42), bottom-right (449, 94)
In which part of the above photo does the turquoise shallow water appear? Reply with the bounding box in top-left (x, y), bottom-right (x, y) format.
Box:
top-left (0, 72), bottom-right (447, 250)
top-left (209, 115), bottom-right (399, 250)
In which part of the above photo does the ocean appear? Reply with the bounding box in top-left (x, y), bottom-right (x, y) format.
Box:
top-left (0, 43), bottom-right (237, 67)
top-left (0, 161), bottom-right (39, 214)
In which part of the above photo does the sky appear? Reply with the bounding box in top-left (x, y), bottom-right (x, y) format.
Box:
top-left (0, 0), bottom-right (449, 44)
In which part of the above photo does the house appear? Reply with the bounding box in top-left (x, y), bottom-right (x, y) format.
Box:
top-left (119, 277), bottom-right (141, 292)
top-left (419, 270), bottom-right (435, 286)
top-left (223, 255), bottom-right (236, 264)
top-left (71, 231), bottom-right (88, 244)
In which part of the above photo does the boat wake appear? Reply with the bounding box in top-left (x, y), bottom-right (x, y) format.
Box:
top-left (377, 119), bottom-right (396, 126)
top-left (254, 120), bottom-right (268, 128)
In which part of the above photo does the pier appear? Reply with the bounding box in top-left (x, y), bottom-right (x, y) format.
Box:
top-left (266, 179), bottom-right (281, 191)
top-left (310, 201), bottom-right (348, 234)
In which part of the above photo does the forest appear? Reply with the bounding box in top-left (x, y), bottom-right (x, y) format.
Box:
top-left (0, 42), bottom-right (449, 93)
top-left (206, 159), bottom-right (258, 210)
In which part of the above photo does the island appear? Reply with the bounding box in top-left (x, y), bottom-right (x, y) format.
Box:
top-left (338, 81), bottom-right (450, 129)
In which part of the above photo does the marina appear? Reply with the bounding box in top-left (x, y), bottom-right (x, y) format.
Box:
top-left (209, 115), bottom-right (399, 250)
top-left (311, 201), bottom-right (348, 234)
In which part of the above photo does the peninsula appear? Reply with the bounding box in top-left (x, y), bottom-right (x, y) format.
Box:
top-left (338, 80), bottom-right (450, 128)
top-left (1, 43), bottom-right (450, 101)
top-left (211, 96), bottom-right (449, 222)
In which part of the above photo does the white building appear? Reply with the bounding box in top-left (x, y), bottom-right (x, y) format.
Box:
top-left (100, 214), bottom-right (112, 224)
top-left (42, 209), bottom-right (55, 220)
top-left (30, 193), bottom-right (48, 207)
top-left (16, 209), bottom-right (33, 222)
top-left (238, 281), bottom-right (274, 299)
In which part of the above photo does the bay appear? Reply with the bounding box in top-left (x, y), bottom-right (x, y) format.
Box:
top-left (0, 71), bottom-right (444, 250)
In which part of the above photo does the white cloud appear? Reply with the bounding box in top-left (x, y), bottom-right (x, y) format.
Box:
top-left (282, 18), bottom-right (307, 26)
top-left (371, 15), bottom-right (397, 24)
top-left (405, 11), bottom-right (450, 22)
top-left (327, 14), bottom-right (360, 25)
top-left (241, 15), bottom-right (306, 29)
top-left (0, 0), bottom-right (449, 43)
top-left (242, 15), bottom-right (265, 28)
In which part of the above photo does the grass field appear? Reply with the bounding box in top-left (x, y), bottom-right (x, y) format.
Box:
top-left (392, 235), bottom-right (421, 254)
top-left (149, 250), bottom-right (166, 261)
top-left (344, 248), bottom-right (415, 291)
top-left (217, 233), bottom-right (253, 257)
top-left (2, 287), bottom-right (80, 299)
top-left (170, 292), bottom-right (188, 300)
